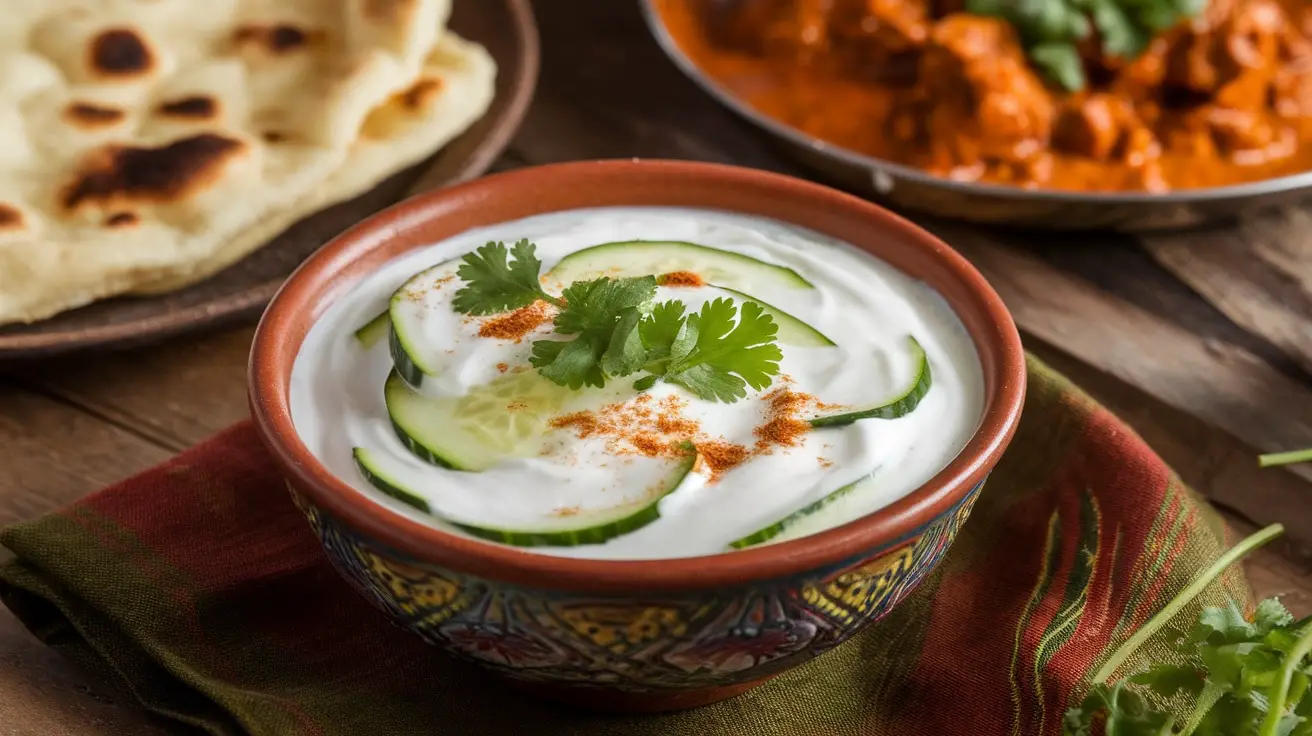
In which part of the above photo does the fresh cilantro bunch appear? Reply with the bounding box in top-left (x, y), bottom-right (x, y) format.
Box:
top-left (966, 0), bottom-right (1205, 91)
top-left (451, 241), bottom-right (782, 402)
top-left (1063, 524), bottom-right (1312, 736)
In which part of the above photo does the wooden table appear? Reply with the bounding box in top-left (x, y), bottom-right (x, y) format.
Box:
top-left (4, 1), bottom-right (1312, 732)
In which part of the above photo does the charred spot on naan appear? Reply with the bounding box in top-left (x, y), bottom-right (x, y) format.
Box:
top-left (360, 76), bottom-right (448, 139)
top-left (64, 102), bottom-right (125, 128)
top-left (62, 134), bottom-right (248, 212)
top-left (104, 212), bottom-right (139, 227)
top-left (88, 29), bottom-right (155, 79)
top-left (400, 78), bottom-right (444, 111)
top-left (156, 96), bottom-right (219, 120)
top-left (364, 0), bottom-right (420, 22)
top-left (233, 24), bottom-right (321, 54)
top-left (0, 205), bottom-right (25, 231)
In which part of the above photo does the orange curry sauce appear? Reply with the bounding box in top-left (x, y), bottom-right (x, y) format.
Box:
top-left (655, 0), bottom-right (1312, 192)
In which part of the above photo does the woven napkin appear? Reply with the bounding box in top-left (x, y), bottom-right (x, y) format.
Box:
top-left (0, 355), bottom-right (1250, 736)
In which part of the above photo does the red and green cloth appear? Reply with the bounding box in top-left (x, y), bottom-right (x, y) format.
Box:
top-left (0, 356), bottom-right (1250, 736)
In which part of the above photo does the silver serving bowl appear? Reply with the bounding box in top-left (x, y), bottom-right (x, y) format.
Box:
top-left (638, 0), bottom-right (1312, 232)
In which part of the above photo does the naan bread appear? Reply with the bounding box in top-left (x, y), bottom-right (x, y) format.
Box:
top-left (133, 32), bottom-right (495, 293)
top-left (0, 0), bottom-right (492, 325)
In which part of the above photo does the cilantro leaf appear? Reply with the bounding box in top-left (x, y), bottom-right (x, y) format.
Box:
top-left (635, 298), bottom-right (781, 403)
top-left (1030, 42), bottom-right (1086, 92)
top-left (637, 300), bottom-right (688, 373)
top-left (531, 339), bottom-right (604, 389)
top-left (1065, 681), bottom-right (1175, 735)
top-left (1257, 600), bottom-right (1297, 633)
top-left (453, 240), bottom-right (559, 315)
top-left (529, 276), bottom-right (656, 389)
top-left (553, 276), bottom-right (656, 335)
top-left (966, 0), bottom-right (1202, 90)
top-left (670, 299), bottom-right (781, 389)
top-left (601, 307), bottom-right (646, 377)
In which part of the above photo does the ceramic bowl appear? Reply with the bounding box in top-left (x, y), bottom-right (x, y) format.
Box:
top-left (248, 160), bottom-right (1026, 713)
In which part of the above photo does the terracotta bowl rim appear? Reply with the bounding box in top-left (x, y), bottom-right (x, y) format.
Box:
top-left (248, 159), bottom-right (1026, 594)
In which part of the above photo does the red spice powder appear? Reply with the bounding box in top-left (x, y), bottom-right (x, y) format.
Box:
top-left (695, 440), bottom-right (750, 478)
top-left (658, 270), bottom-right (706, 287)
top-left (400, 273), bottom-right (454, 302)
top-left (496, 362), bottom-right (509, 374)
top-left (656, 413), bottom-right (698, 435)
top-left (548, 411), bottom-right (600, 438)
top-left (752, 381), bottom-right (824, 453)
top-left (631, 433), bottom-right (673, 457)
top-left (478, 300), bottom-right (554, 342)
top-left (547, 375), bottom-right (833, 484)
top-left (754, 417), bottom-right (811, 449)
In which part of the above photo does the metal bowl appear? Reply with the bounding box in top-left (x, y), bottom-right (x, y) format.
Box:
top-left (638, 0), bottom-right (1312, 232)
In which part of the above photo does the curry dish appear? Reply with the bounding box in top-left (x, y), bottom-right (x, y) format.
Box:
top-left (655, 0), bottom-right (1312, 192)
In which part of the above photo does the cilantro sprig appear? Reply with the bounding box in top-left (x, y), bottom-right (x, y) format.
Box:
top-left (453, 241), bottom-right (782, 402)
top-left (967, 0), bottom-right (1205, 91)
top-left (1063, 523), bottom-right (1312, 736)
top-left (452, 240), bottom-right (563, 314)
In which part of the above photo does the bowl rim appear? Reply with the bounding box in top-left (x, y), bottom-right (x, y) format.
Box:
top-left (637, 0), bottom-right (1312, 207)
top-left (248, 159), bottom-right (1026, 593)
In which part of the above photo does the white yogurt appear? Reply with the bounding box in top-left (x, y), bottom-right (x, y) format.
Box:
top-left (290, 207), bottom-right (984, 560)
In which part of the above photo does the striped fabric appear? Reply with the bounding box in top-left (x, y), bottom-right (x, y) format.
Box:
top-left (0, 355), bottom-right (1249, 736)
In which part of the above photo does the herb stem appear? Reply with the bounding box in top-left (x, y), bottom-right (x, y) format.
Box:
top-left (1093, 523), bottom-right (1285, 684)
top-left (1258, 621), bottom-right (1312, 736)
top-left (1259, 448), bottom-right (1312, 468)
top-left (1176, 682), bottom-right (1223, 736)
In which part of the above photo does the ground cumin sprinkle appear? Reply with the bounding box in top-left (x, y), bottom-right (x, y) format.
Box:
top-left (658, 270), bottom-right (706, 287)
top-left (478, 300), bottom-right (554, 341)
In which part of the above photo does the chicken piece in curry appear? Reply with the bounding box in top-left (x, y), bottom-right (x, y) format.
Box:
top-left (655, 0), bottom-right (1312, 191)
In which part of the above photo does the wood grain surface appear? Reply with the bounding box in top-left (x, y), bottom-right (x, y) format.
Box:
top-left (3, 0), bottom-right (1312, 732)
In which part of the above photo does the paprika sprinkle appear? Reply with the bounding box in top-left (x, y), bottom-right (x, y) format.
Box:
top-left (477, 300), bottom-right (554, 342)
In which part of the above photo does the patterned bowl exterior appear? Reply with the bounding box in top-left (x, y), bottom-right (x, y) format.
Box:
top-left (292, 479), bottom-right (983, 693)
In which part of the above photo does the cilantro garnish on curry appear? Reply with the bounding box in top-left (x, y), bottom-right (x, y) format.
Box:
top-left (655, 0), bottom-right (1312, 192)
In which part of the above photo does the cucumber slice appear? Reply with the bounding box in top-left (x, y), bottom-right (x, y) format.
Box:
top-left (385, 368), bottom-right (573, 471)
top-left (353, 445), bottom-right (701, 547)
top-left (388, 256), bottom-right (462, 387)
top-left (809, 336), bottom-right (931, 428)
top-left (730, 476), bottom-right (863, 549)
top-left (353, 447), bottom-right (431, 512)
top-left (353, 310), bottom-right (391, 349)
top-left (717, 286), bottom-right (834, 347)
top-left (545, 241), bottom-right (813, 292)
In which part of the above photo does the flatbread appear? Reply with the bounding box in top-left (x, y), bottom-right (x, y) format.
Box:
top-left (0, 0), bottom-right (468, 325)
top-left (132, 31), bottom-right (496, 294)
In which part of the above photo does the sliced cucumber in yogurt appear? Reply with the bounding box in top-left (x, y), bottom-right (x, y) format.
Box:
top-left (809, 336), bottom-right (931, 428)
top-left (387, 256), bottom-right (462, 387)
top-left (385, 368), bottom-right (572, 471)
top-left (545, 240), bottom-right (814, 292)
top-left (717, 286), bottom-right (834, 347)
top-left (354, 445), bottom-right (701, 547)
top-left (352, 447), bottom-right (431, 512)
top-left (730, 475), bottom-right (864, 549)
top-left (353, 310), bottom-right (391, 349)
